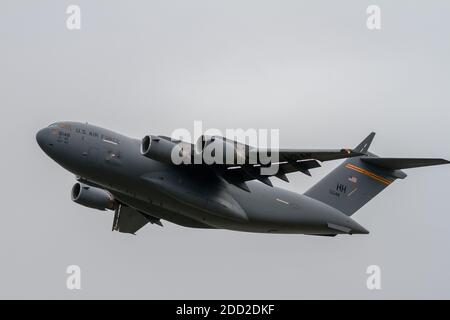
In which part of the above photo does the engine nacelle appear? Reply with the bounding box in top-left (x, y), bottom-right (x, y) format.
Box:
top-left (71, 183), bottom-right (117, 211)
top-left (198, 136), bottom-right (248, 165)
top-left (141, 135), bottom-right (188, 164)
top-left (141, 134), bottom-right (251, 165)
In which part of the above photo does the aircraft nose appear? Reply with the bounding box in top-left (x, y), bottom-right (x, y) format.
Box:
top-left (36, 128), bottom-right (50, 150)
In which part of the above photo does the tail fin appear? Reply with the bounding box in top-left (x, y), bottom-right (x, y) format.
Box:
top-left (304, 133), bottom-right (449, 216)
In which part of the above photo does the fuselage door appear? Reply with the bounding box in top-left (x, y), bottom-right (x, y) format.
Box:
top-left (87, 147), bottom-right (99, 164)
top-left (78, 123), bottom-right (99, 164)
top-left (76, 123), bottom-right (89, 158)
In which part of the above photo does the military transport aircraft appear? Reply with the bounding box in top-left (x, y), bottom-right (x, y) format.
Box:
top-left (36, 122), bottom-right (449, 236)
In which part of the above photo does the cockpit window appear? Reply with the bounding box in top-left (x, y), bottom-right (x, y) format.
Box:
top-left (48, 123), bottom-right (72, 130)
top-left (59, 123), bottom-right (72, 130)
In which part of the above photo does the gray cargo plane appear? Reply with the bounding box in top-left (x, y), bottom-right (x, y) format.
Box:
top-left (36, 122), bottom-right (449, 236)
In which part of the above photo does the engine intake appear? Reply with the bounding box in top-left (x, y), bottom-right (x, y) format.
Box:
top-left (141, 135), bottom-right (187, 164)
top-left (71, 183), bottom-right (117, 211)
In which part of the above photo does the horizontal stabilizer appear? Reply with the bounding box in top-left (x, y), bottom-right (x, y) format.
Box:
top-left (361, 157), bottom-right (450, 170)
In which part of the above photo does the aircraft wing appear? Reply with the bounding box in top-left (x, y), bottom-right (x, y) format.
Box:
top-left (252, 148), bottom-right (358, 163)
top-left (216, 148), bottom-right (361, 191)
top-left (140, 135), bottom-right (362, 191)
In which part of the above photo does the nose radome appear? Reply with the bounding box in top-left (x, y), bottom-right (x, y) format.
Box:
top-left (36, 128), bottom-right (49, 150)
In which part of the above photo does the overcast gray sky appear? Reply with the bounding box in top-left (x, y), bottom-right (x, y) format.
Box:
top-left (1, 0), bottom-right (450, 299)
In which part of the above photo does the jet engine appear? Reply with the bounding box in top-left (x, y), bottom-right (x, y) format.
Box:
top-left (197, 136), bottom-right (248, 165)
top-left (71, 183), bottom-right (117, 211)
top-left (141, 135), bottom-right (188, 164)
top-left (141, 134), bottom-right (252, 165)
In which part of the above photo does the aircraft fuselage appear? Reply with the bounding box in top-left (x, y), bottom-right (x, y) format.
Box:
top-left (36, 122), bottom-right (368, 235)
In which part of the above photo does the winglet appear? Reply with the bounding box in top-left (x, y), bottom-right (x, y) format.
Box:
top-left (354, 132), bottom-right (376, 154)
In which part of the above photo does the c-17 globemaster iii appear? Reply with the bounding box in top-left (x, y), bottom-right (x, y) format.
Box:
top-left (36, 122), bottom-right (449, 236)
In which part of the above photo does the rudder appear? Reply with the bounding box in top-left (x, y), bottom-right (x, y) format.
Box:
top-left (304, 132), bottom-right (449, 216)
top-left (304, 155), bottom-right (399, 216)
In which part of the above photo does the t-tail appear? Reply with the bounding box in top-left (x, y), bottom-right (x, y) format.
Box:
top-left (304, 132), bottom-right (449, 216)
